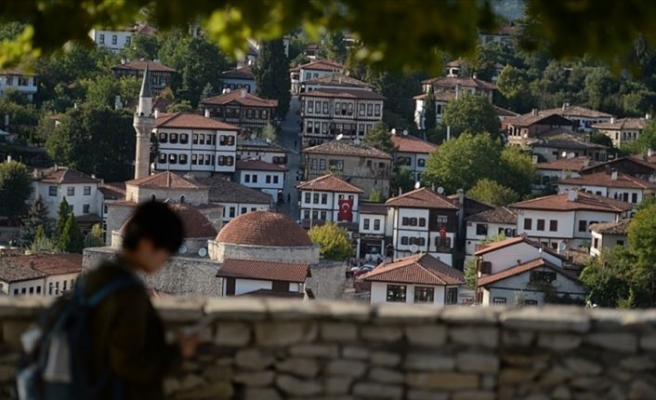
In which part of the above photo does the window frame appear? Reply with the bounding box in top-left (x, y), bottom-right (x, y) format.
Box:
top-left (386, 284), bottom-right (407, 303)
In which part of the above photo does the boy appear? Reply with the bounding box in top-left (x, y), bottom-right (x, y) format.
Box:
top-left (84, 201), bottom-right (198, 399)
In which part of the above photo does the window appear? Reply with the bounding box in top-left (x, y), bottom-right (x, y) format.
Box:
top-left (303, 210), bottom-right (310, 219)
top-left (191, 154), bottom-right (197, 165)
top-left (549, 220), bottom-right (558, 232)
top-left (252, 174), bottom-right (258, 183)
top-left (321, 194), bottom-right (328, 204)
top-left (313, 193), bottom-right (319, 204)
top-left (632, 193), bottom-right (638, 203)
top-left (617, 240), bottom-right (624, 246)
top-left (13, 289), bottom-right (18, 295)
top-left (419, 218), bottom-right (426, 227)
top-left (305, 193), bottom-right (311, 203)
top-left (435, 237), bottom-right (452, 252)
top-left (244, 174), bottom-right (251, 183)
top-left (537, 219), bottom-right (545, 231)
top-left (169, 154), bottom-right (178, 164)
top-left (530, 271), bottom-right (557, 283)
top-left (524, 218), bottom-right (533, 230)
top-left (386, 285), bottom-right (407, 303)
top-left (83, 204), bottom-right (90, 214)
top-left (524, 299), bottom-right (539, 306)
top-left (347, 103), bottom-right (353, 116)
top-left (49, 186), bottom-right (57, 196)
top-left (367, 104), bottom-right (373, 116)
top-left (323, 102), bottom-right (329, 114)
top-left (170, 133), bottom-right (178, 144)
top-left (359, 104), bottom-right (365, 116)
top-left (112, 35), bottom-right (117, 45)
top-left (36, 286), bottom-right (41, 294)
top-left (179, 154), bottom-right (188, 164)
top-left (307, 100), bottom-right (314, 113)
top-left (229, 207), bottom-right (236, 218)
top-left (158, 153), bottom-right (167, 164)
top-left (180, 134), bottom-right (189, 144)
top-left (67, 187), bottom-right (75, 196)
top-left (320, 211), bottom-right (327, 220)
top-left (159, 132), bottom-right (168, 143)
top-left (374, 219), bottom-right (381, 230)
top-left (99, 34), bottom-right (105, 44)
top-left (401, 237), bottom-right (409, 245)
top-left (446, 287), bottom-right (458, 305)
top-left (363, 218), bottom-right (370, 230)
top-left (417, 158), bottom-right (426, 167)
top-left (409, 217), bottom-right (418, 226)
top-left (437, 215), bottom-right (448, 226)
top-left (192, 134), bottom-right (198, 145)
top-left (592, 237), bottom-right (599, 249)
top-left (578, 220), bottom-right (588, 232)
top-left (29, 287), bottom-right (34, 294)
top-left (125, 36), bottom-right (131, 45)
top-left (329, 160), bottom-right (343, 171)
top-left (492, 297), bottom-right (507, 305)
top-left (319, 159), bottom-right (326, 170)
top-left (266, 175), bottom-right (272, 184)
top-left (476, 224), bottom-right (488, 236)
top-left (83, 186), bottom-right (91, 196)
top-left (21, 288), bottom-right (26, 294)
top-left (374, 104), bottom-right (381, 117)
top-left (241, 207), bottom-right (247, 214)
top-left (414, 287), bottom-right (434, 303)
top-left (273, 176), bottom-right (279, 184)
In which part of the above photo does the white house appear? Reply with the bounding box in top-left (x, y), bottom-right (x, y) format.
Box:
top-left (556, 170), bottom-right (656, 205)
top-left (385, 188), bottom-right (459, 266)
top-left (512, 190), bottom-right (633, 251)
top-left (538, 104), bottom-right (612, 132)
top-left (592, 117), bottom-right (650, 149)
top-left (357, 203), bottom-right (389, 261)
top-left (589, 219), bottom-right (630, 257)
top-left (235, 159), bottom-right (287, 200)
top-left (390, 131), bottom-right (438, 182)
top-left (0, 254), bottom-right (83, 296)
top-left (155, 112), bottom-right (239, 176)
top-left (361, 253), bottom-right (464, 305)
top-left (535, 156), bottom-right (588, 188)
top-left (236, 136), bottom-right (288, 166)
top-left (217, 259), bottom-right (309, 298)
top-left (0, 69), bottom-right (38, 101)
top-left (219, 66), bottom-right (257, 93)
top-left (88, 28), bottom-right (134, 52)
top-left (31, 166), bottom-right (101, 219)
top-left (474, 236), bottom-right (586, 306)
top-left (296, 174), bottom-right (363, 230)
top-left (301, 73), bottom-right (372, 93)
top-left (199, 176), bottom-right (272, 223)
top-left (465, 207), bottom-right (518, 258)
top-left (290, 60), bottom-right (344, 94)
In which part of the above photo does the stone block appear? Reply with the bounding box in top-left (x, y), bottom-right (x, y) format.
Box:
top-left (361, 326), bottom-right (403, 342)
top-left (276, 358), bottom-right (321, 378)
top-left (456, 352), bottom-right (499, 373)
top-left (640, 334), bottom-right (656, 351)
top-left (342, 346), bottom-right (369, 360)
top-left (551, 385), bottom-right (571, 400)
top-left (499, 369), bottom-right (538, 385)
top-left (214, 322), bottom-right (251, 347)
top-left (352, 382), bottom-right (404, 399)
top-left (500, 307), bottom-right (590, 333)
top-left (441, 306), bottom-right (498, 325)
top-left (370, 350), bottom-right (402, 367)
top-left (502, 329), bottom-right (535, 347)
top-left (537, 332), bottom-right (582, 351)
top-left (255, 322), bottom-right (318, 347)
top-left (407, 389), bottom-right (449, 400)
top-left (204, 298), bottom-right (267, 320)
top-left (323, 301), bottom-right (372, 321)
top-left (325, 376), bottom-right (353, 395)
top-left (523, 394), bottom-right (550, 400)
top-left (179, 374), bottom-right (206, 391)
top-left (481, 374), bottom-right (496, 389)
top-left (375, 303), bottom-right (440, 324)
top-left (452, 390), bottom-right (495, 400)
top-left (202, 364), bottom-right (233, 382)
top-left (326, 359), bottom-right (368, 377)
top-left (152, 297), bottom-right (206, 322)
top-left (569, 376), bottom-right (611, 391)
top-left (502, 353), bottom-right (550, 367)
top-left (404, 353), bottom-right (455, 371)
top-left (163, 378), bottom-right (181, 396)
top-left (276, 374), bottom-right (323, 397)
top-left (537, 365), bottom-right (570, 386)
top-left (629, 379), bottom-right (656, 400)
top-left (586, 333), bottom-right (637, 353)
top-left (369, 367), bottom-right (404, 384)
top-left (235, 348), bottom-right (275, 370)
top-left (233, 370), bottom-right (275, 387)
top-left (620, 356), bottom-right (655, 371)
top-left (321, 322), bottom-right (358, 342)
top-left (450, 326), bottom-right (498, 349)
top-left (0, 297), bottom-right (51, 318)
top-left (405, 325), bottom-right (447, 347)
top-left (244, 388), bottom-right (282, 400)
top-left (406, 372), bottom-right (478, 390)
top-left (289, 344), bottom-right (339, 359)
top-left (265, 298), bottom-right (330, 320)
top-left (563, 357), bottom-right (602, 376)
top-left (173, 382), bottom-right (234, 400)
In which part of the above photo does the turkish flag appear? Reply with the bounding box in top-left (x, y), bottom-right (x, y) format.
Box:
top-left (338, 199), bottom-right (353, 222)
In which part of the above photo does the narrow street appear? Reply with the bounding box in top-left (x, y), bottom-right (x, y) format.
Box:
top-left (278, 95), bottom-right (302, 221)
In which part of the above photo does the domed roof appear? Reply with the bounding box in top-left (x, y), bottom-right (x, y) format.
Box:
top-left (120, 203), bottom-right (217, 238)
top-left (217, 211), bottom-right (312, 247)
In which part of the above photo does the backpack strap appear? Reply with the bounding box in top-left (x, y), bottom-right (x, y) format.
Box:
top-left (85, 276), bottom-right (142, 308)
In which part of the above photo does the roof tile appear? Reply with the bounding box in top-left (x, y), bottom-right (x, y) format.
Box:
top-left (386, 188), bottom-right (458, 210)
top-left (217, 211), bottom-right (312, 247)
top-left (558, 171), bottom-right (656, 190)
top-left (112, 60), bottom-right (176, 73)
top-left (589, 219), bottom-right (631, 235)
top-left (511, 191), bottom-right (634, 213)
top-left (304, 141), bottom-right (392, 159)
top-left (236, 159), bottom-right (288, 172)
top-left (156, 112), bottom-right (240, 130)
top-left (34, 167), bottom-right (99, 185)
top-left (198, 177), bottom-right (272, 204)
top-left (200, 90), bottom-right (278, 108)
top-left (0, 254), bottom-right (83, 283)
top-left (361, 253), bottom-right (464, 286)
top-left (217, 259), bottom-right (310, 283)
top-left (467, 207), bottom-right (517, 224)
top-left (126, 171), bottom-right (207, 190)
top-left (300, 88), bottom-right (386, 100)
top-left (477, 258), bottom-right (578, 287)
top-left (391, 133), bottom-right (438, 154)
top-left (296, 174), bottom-right (364, 194)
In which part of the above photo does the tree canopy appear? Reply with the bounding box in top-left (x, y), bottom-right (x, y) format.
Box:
top-left (363, 121), bottom-right (396, 154)
top-left (254, 39), bottom-right (292, 118)
top-left (442, 93), bottom-right (500, 138)
top-left (308, 222), bottom-right (353, 261)
top-left (467, 179), bottom-right (519, 206)
top-left (0, 161), bottom-right (32, 219)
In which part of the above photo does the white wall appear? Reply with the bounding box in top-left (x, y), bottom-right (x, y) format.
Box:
top-left (370, 281), bottom-right (457, 306)
top-left (299, 190), bottom-right (360, 224)
top-left (465, 221), bottom-right (516, 256)
top-left (44, 273), bottom-right (79, 296)
top-left (396, 151), bottom-right (430, 181)
top-left (88, 29), bottom-right (132, 52)
top-left (156, 127), bottom-right (238, 174)
top-left (482, 269), bottom-right (587, 306)
top-left (359, 215), bottom-right (386, 235)
top-left (33, 181), bottom-right (101, 219)
top-left (2, 272), bottom-right (79, 296)
top-left (221, 202), bottom-right (271, 222)
top-left (238, 170), bottom-right (285, 198)
top-left (0, 73), bottom-right (38, 101)
top-left (233, 278), bottom-right (271, 296)
top-left (479, 242), bottom-right (564, 276)
top-left (516, 209), bottom-right (575, 242)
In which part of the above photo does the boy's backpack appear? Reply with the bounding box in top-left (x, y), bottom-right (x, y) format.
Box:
top-left (16, 274), bottom-right (141, 400)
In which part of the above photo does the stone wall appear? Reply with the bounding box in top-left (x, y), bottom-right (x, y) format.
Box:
top-left (1, 299), bottom-right (656, 399)
top-left (208, 242), bottom-right (321, 265)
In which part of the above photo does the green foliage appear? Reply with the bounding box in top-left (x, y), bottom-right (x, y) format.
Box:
top-left (391, 166), bottom-right (416, 196)
top-left (363, 121), bottom-right (395, 154)
top-left (255, 39), bottom-right (292, 118)
top-left (55, 197), bottom-right (70, 240)
top-left (308, 222), bottom-right (353, 261)
top-left (0, 160), bottom-right (32, 219)
top-left (45, 105), bottom-right (136, 182)
top-left (166, 100), bottom-right (194, 113)
top-left (468, 179), bottom-right (519, 206)
top-left (80, 74), bottom-right (119, 107)
top-left (258, 123), bottom-right (278, 142)
top-left (423, 86), bottom-right (436, 132)
top-left (628, 119), bottom-right (656, 155)
top-left (580, 248), bottom-right (632, 308)
top-left (590, 131), bottom-right (616, 149)
top-left (464, 258), bottom-right (477, 290)
top-left (20, 196), bottom-right (51, 246)
top-left (442, 93), bottom-right (499, 138)
top-left (499, 146), bottom-right (537, 196)
top-left (58, 213), bottom-right (84, 253)
top-left (120, 33), bottom-right (159, 60)
top-left (496, 65), bottom-right (536, 113)
top-left (318, 32), bottom-right (347, 63)
top-left (200, 83), bottom-right (216, 101)
top-left (29, 227), bottom-right (59, 255)
top-left (367, 189), bottom-right (383, 203)
top-left (118, 76), bottom-right (142, 107)
top-left (84, 223), bottom-right (105, 248)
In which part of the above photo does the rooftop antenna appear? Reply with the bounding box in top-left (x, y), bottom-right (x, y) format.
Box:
top-left (403, 129), bottom-right (409, 136)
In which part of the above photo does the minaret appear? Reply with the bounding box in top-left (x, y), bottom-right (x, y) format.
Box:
top-left (133, 65), bottom-right (155, 179)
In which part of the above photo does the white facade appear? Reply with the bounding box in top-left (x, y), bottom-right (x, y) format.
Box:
top-left (557, 184), bottom-right (649, 205)
top-left (414, 97), bottom-right (450, 128)
top-left (0, 71), bottom-right (37, 101)
top-left (369, 281), bottom-right (461, 306)
top-left (156, 127), bottom-right (238, 174)
top-left (221, 203), bottom-right (270, 223)
top-left (465, 221), bottom-right (516, 257)
top-left (299, 190), bottom-right (360, 225)
top-left (32, 181), bottom-right (101, 219)
top-left (391, 208), bottom-right (455, 267)
top-left (88, 29), bottom-right (133, 52)
top-left (481, 269), bottom-right (586, 306)
top-left (359, 214), bottom-right (385, 236)
top-left (237, 170), bottom-right (286, 198)
top-left (590, 230), bottom-right (627, 257)
top-left (221, 278), bottom-right (302, 296)
top-left (396, 151), bottom-right (430, 182)
top-left (478, 242), bottom-right (564, 275)
top-left (2, 273), bottom-right (79, 296)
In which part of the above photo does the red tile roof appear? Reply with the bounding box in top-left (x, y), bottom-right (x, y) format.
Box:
top-left (467, 207), bottom-right (517, 225)
top-left (236, 159), bottom-right (288, 172)
top-left (34, 167), bottom-right (99, 184)
top-left (217, 211), bottom-right (312, 247)
top-left (112, 60), bottom-right (176, 73)
top-left (539, 105), bottom-right (612, 119)
top-left (220, 66), bottom-right (255, 80)
top-left (361, 253), bottom-right (464, 286)
top-left (557, 171), bottom-right (656, 190)
top-left (474, 236), bottom-right (529, 256)
top-left (511, 191), bottom-right (634, 213)
top-left (304, 141), bottom-right (392, 160)
top-left (294, 59), bottom-right (344, 72)
top-left (99, 183), bottom-right (126, 200)
top-left (504, 113), bottom-right (577, 128)
top-left (156, 112), bottom-right (240, 130)
top-left (592, 118), bottom-right (648, 131)
top-left (477, 258), bottom-right (577, 287)
top-left (0, 254), bottom-right (83, 282)
top-left (413, 91), bottom-right (457, 102)
top-left (300, 88), bottom-right (385, 100)
top-left (360, 203), bottom-right (388, 215)
top-left (198, 176), bottom-right (272, 204)
top-left (390, 133), bottom-right (437, 154)
top-left (589, 219), bottom-right (630, 235)
top-left (422, 76), bottom-right (496, 91)
top-left (537, 157), bottom-right (590, 172)
top-left (386, 188), bottom-right (458, 210)
top-left (217, 259), bottom-right (310, 283)
top-left (237, 289), bottom-right (304, 299)
top-left (296, 174), bottom-right (364, 194)
top-left (303, 73), bottom-right (371, 89)
top-left (200, 90), bottom-right (278, 108)
top-left (126, 171), bottom-right (207, 190)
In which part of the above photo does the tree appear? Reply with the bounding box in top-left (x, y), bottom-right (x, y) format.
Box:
top-left (423, 85), bottom-right (437, 132)
top-left (499, 146), bottom-right (538, 196)
top-left (442, 93), bottom-right (500, 138)
top-left (80, 74), bottom-right (119, 107)
top-left (55, 197), bottom-right (71, 240)
top-left (166, 100), bottom-right (194, 113)
top-left (200, 83), bottom-right (215, 101)
top-left (392, 166), bottom-right (416, 196)
top-left (29, 225), bottom-right (59, 255)
top-left (254, 39), bottom-right (292, 118)
top-left (319, 32), bottom-right (347, 63)
top-left (20, 196), bottom-right (51, 246)
top-left (629, 119), bottom-right (656, 155)
top-left (120, 33), bottom-right (159, 60)
top-left (368, 189), bottom-right (383, 203)
top-left (468, 179), bottom-right (519, 206)
top-left (423, 133), bottom-right (503, 194)
top-left (580, 248), bottom-right (632, 308)
top-left (58, 213), bottom-right (84, 253)
top-left (590, 131), bottom-right (616, 149)
top-left (496, 65), bottom-right (536, 113)
top-left (308, 222), bottom-right (353, 261)
top-left (0, 161), bottom-right (32, 219)
top-left (258, 123), bottom-right (278, 142)
top-left (363, 121), bottom-right (396, 154)
top-left (118, 76), bottom-right (142, 107)
top-left (84, 223), bottom-right (105, 248)
top-left (464, 258), bottom-right (477, 290)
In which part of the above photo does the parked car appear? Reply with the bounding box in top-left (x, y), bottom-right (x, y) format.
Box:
top-left (353, 265), bottom-right (374, 278)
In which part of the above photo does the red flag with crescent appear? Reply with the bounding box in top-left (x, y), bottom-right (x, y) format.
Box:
top-left (338, 199), bottom-right (353, 222)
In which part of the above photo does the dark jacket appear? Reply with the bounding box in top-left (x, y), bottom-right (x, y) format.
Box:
top-left (84, 258), bottom-right (180, 400)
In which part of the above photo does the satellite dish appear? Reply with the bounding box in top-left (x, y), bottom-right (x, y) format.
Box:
top-left (414, 181), bottom-right (421, 189)
top-left (336, 134), bottom-right (344, 141)
top-left (250, 133), bottom-right (257, 139)
top-left (354, 138), bottom-right (361, 145)
top-left (562, 151), bottom-right (568, 158)
top-left (558, 241), bottom-right (567, 252)
top-left (409, 244), bottom-right (419, 253)
top-left (437, 187), bottom-right (445, 194)
top-left (179, 244), bottom-right (188, 254)
top-left (198, 247), bottom-right (208, 257)
top-left (266, 138), bottom-right (271, 143)
top-left (403, 130), bottom-right (409, 136)
top-left (391, 128), bottom-right (397, 135)
top-left (567, 152), bottom-right (575, 159)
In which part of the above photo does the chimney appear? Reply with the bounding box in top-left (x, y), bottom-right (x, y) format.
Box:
top-left (472, 73), bottom-right (477, 79)
top-left (457, 188), bottom-right (464, 208)
top-left (167, 171), bottom-right (171, 187)
top-left (611, 168), bottom-right (618, 180)
top-left (398, 187), bottom-right (402, 196)
top-left (610, 116), bottom-right (615, 124)
top-left (241, 89), bottom-right (247, 98)
top-left (531, 108), bottom-right (538, 116)
top-left (455, 83), bottom-right (460, 100)
top-left (648, 148), bottom-right (654, 158)
top-left (567, 190), bottom-right (578, 202)
top-left (532, 155), bottom-right (538, 164)
top-left (584, 157), bottom-right (590, 167)
top-left (646, 113), bottom-right (652, 120)
top-left (562, 102), bottom-right (569, 111)
top-left (204, 108), bottom-right (211, 118)
top-left (154, 108), bottom-right (160, 118)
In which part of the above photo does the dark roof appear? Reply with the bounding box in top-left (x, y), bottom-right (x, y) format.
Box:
top-left (504, 112), bottom-right (577, 128)
top-left (361, 253), bottom-right (464, 286)
top-left (0, 254), bottom-right (83, 283)
top-left (360, 203), bottom-right (388, 215)
top-left (539, 105), bottom-right (612, 119)
top-left (300, 88), bottom-right (386, 100)
top-left (557, 171), bottom-right (656, 190)
top-left (99, 183), bottom-right (126, 200)
top-left (217, 259), bottom-right (310, 283)
top-left (237, 289), bottom-right (304, 299)
top-left (139, 65), bottom-right (152, 98)
top-left (304, 141), bottom-right (392, 160)
top-left (589, 219), bottom-right (631, 235)
top-left (511, 191), bottom-right (634, 213)
top-left (477, 258), bottom-right (578, 287)
top-left (581, 156), bottom-right (656, 174)
top-left (532, 134), bottom-right (608, 151)
top-left (494, 105), bottom-right (519, 117)
top-left (467, 207), bottom-right (517, 224)
top-left (200, 90), bottom-right (278, 108)
top-left (293, 59), bottom-right (344, 72)
top-left (220, 66), bottom-right (255, 80)
top-left (217, 211), bottom-right (312, 247)
top-left (537, 157), bottom-right (590, 172)
top-left (199, 177), bottom-right (272, 204)
top-left (592, 118), bottom-right (649, 131)
top-left (236, 159), bottom-right (288, 172)
top-left (422, 76), bottom-right (496, 91)
top-left (296, 174), bottom-right (364, 194)
top-left (386, 188), bottom-right (458, 210)
top-left (34, 167), bottom-right (99, 185)
top-left (126, 171), bottom-right (206, 190)
top-left (112, 60), bottom-right (176, 73)
top-left (474, 235), bottom-right (567, 261)
top-left (390, 133), bottom-right (438, 154)
top-left (237, 137), bottom-right (288, 153)
top-left (156, 113), bottom-right (240, 130)
top-left (303, 73), bottom-right (371, 89)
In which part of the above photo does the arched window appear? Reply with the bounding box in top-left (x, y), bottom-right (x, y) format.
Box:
top-left (180, 196), bottom-right (185, 204)
top-left (151, 194), bottom-right (156, 202)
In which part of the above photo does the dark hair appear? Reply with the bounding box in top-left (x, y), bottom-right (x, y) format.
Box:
top-left (122, 201), bottom-right (184, 253)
